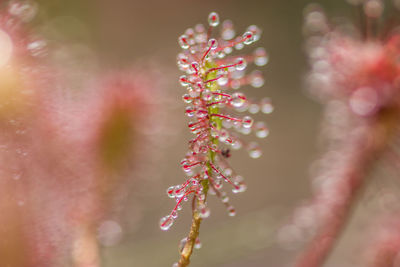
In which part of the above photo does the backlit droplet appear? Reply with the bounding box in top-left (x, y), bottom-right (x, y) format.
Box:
top-left (194, 237), bottom-right (202, 249)
top-left (208, 12), bottom-right (220, 27)
top-left (160, 216), bottom-right (174, 231)
top-left (247, 142), bottom-right (262, 158)
top-left (202, 89), bottom-right (212, 101)
top-left (243, 31), bottom-right (254, 45)
top-left (231, 139), bottom-right (242, 150)
top-left (231, 92), bottom-right (246, 107)
top-left (260, 98), bottom-right (274, 114)
top-left (185, 106), bottom-right (195, 117)
top-left (182, 94), bottom-right (192, 103)
top-left (254, 47), bottom-right (269, 66)
top-left (232, 182), bottom-right (247, 193)
top-left (179, 75), bottom-right (189, 86)
top-left (179, 34), bottom-right (190, 49)
top-left (199, 205), bottom-right (210, 218)
top-left (235, 57), bottom-right (247, 71)
top-left (222, 20), bottom-right (235, 40)
top-left (221, 193), bottom-right (229, 203)
top-left (255, 122), bottom-right (269, 138)
top-left (248, 104), bottom-right (260, 114)
top-left (208, 38), bottom-right (218, 50)
top-left (242, 116), bottom-right (253, 128)
top-left (190, 62), bottom-right (199, 74)
top-left (247, 25), bottom-right (262, 41)
top-left (250, 70), bottom-right (264, 88)
top-left (228, 206), bottom-right (236, 216)
top-left (167, 186), bottom-right (175, 198)
top-left (171, 210), bottom-right (178, 219)
top-left (177, 53), bottom-right (189, 68)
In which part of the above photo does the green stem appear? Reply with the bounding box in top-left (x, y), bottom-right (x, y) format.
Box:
top-left (177, 63), bottom-right (221, 267)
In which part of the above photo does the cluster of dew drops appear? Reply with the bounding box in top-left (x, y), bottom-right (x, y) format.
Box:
top-left (160, 11), bottom-right (273, 233)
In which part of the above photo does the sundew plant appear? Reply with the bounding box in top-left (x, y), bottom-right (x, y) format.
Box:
top-left (159, 12), bottom-right (272, 266)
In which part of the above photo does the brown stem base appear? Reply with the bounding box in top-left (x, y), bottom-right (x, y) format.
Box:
top-left (178, 213), bottom-right (202, 267)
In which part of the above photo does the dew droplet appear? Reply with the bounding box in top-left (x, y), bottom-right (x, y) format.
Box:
top-left (202, 89), bottom-right (212, 101)
top-left (223, 119), bottom-right (233, 129)
top-left (218, 129), bottom-right (229, 142)
top-left (241, 127), bottom-right (252, 135)
top-left (235, 57), bottom-right (247, 71)
top-left (221, 193), bottom-right (229, 203)
top-left (232, 182), bottom-right (247, 193)
top-left (242, 31), bottom-right (254, 45)
top-left (224, 168), bottom-right (233, 176)
top-left (247, 142), bottom-right (262, 158)
top-left (177, 53), bottom-right (189, 68)
top-left (198, 193), bottom-right (206, 201)
top-left (175, 185), bottom-right (185, 197)
top-left (179, 35), bottom-right (190, 49)
top-left (231, 139), bottom-right (242, 150)
top-left (208, 187), bottom-right (216, 195)
top-left (248, 104), bottom-right (260, 114)
top-left (231, 92), bottom-right (246, 108)
top-left (247, 25), bottom-right (262, 41)
top-left (185, 106), bottom-right (195, 117)
top-left (217, 76), bottom-right (228, 86)
top-left (254, 47), bottom-right (269, 66)
top-left (208, 12), bottom-right (220, 27)
top-left (250, 70), bottom-right (264, 88)
top-left (222, 20), bottom-right (235, 40)
top-left (235, 42), bottom-right (244, 50)
top-left (215, 179), bottom-right (223, 189)
top-left (167, 186), bottom-right (175, 198)
top-left (199, 205), bottom-right (210, 218)
top-left (196, 109), bottom-right (208, 118)
top-left (190, 62), bottom-right (200, 73)
top-left (254, 122), bottom-right (269, 138)
top-left (208, 38), bottom-right (218, 50)
top-left (171, 210), bottom-right (178, 219)
top-left (231, 79), bottom-right (241, 90)
top-left (194, 237), bottom-right (202, 249)
top-left (182, 94), bottom-right (192, 103)
top-left (227, 206), bottom-right (236, 216)
top-left (224, 46), bottom-right (233, 54)
top-left (233, 175), bottom-right (244, 183)
top-left (260, 98), bottom-right (274, 114)
top-left (179, 75), bottom-right (189, 86)
top-left (160, 216), bottom-right (174, 231)
top-left (241, 116), bottom-right (253, 128)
